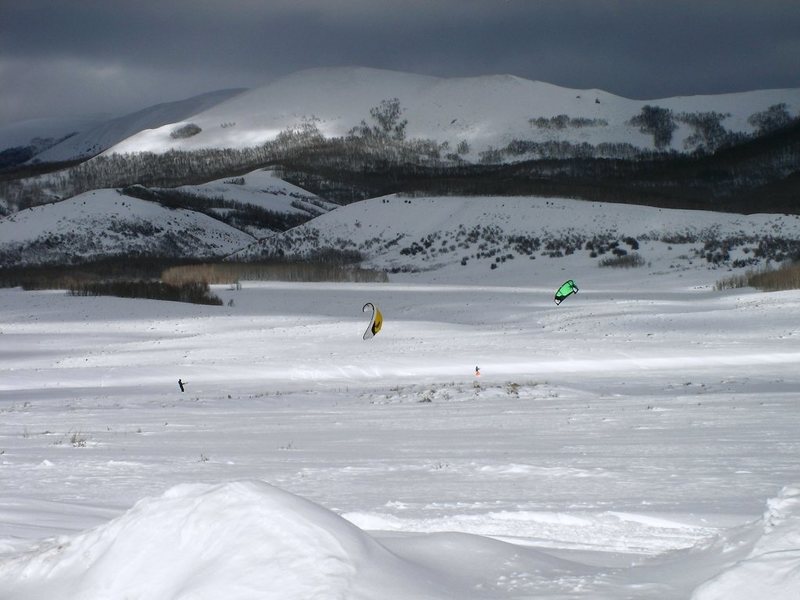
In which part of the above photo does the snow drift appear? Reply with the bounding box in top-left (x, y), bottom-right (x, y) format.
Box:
top-left (0, 481), bottom-right (460, 600)
top-left (1, 480), bottom-right (798, 599)
top-left (692, 485), bottom-right (800, 600)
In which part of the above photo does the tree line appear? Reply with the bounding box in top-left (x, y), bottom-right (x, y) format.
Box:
top-left (1, 100), bottom-right (798, 215)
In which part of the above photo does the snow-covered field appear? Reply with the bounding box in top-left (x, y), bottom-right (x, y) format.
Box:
top-left (1, 250), bottom-right (799, 597)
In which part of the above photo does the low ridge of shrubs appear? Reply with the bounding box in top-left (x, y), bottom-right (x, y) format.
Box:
top-left (162, 260), bottom-right (388, 286)
top-left (716, 261), bottom-right (800, 291)
top-left (598, 252), bottom-right (646, 268)
top-left (0, 257), bottom-right (190, 290)
top-left (0, 255), bottom-right (387, 305)
top-left (68, 280), bottom-right (222, 305)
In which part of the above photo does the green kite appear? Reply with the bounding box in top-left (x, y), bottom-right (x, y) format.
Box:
top-left (554, 280), bottom-right (579, 305)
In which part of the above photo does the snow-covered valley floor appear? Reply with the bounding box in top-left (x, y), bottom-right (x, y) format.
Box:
top-left (1, 270), bottom-right (799, 598)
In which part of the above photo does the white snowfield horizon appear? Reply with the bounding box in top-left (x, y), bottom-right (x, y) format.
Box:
top-left (1, 194), bottom-right (800, 599)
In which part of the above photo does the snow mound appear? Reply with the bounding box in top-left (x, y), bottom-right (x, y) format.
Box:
top-left (0, 481), bottom-right (457, 600)
top-left (692, 484), bottom-right (800, 600)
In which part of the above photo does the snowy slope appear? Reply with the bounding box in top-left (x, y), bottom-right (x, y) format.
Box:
top-left (170, 168), bottom-right (338, 222)
top-left (106, 66), bottom-right (800, 157)
top-left (235, 194), bottom-right (800, 283)
top-left (31, 89), bottom-right (245, 163)
top-left (0, 189), bottom-right (254, 267)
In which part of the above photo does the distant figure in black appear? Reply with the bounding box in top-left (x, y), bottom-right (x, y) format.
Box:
top-left (178, 379), bottom-right (186, 392)
top-left (475, 366), bottom-right (481, 377)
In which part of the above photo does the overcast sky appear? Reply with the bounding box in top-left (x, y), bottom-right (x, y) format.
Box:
top-left (2, 0), bottom-right (799, 128)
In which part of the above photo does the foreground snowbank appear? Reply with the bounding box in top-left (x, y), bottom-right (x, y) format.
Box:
top-left (0, 481), bottom-right (462, 600)
top-left (1, 479), bottom-right (798, 599)
top-left (692, 485), bottom-right (800, 600)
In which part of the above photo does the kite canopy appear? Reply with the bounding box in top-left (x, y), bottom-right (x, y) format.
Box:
top-left (554, 280), bottom-right (579, 305)
top-left (362, 302), bottom-right (383, 340)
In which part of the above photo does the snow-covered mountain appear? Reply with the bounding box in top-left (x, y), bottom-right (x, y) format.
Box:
top-left (105, 66), bottom-right (800, 158)
top-left (3, 67), bottom-right (797, 223)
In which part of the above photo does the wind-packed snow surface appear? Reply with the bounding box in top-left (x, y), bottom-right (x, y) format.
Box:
top-left (1, 206), bottom-right (800, 599)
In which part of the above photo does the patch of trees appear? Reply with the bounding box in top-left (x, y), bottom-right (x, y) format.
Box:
top-left (0, 257), bottom-right (194, 289)
top-left (629, 105), bottom-right (678, 150)
top-left (163, 259), bottom-right (387, 285)
top-left (529, 115), bottom-right (608, 129)
top-left (627, 106), bottom-right (785, 154)
top-left (679, 111), bottom-right (745, 153)
top-left (482, 140), bottom-right (649, 162)
top-left (598, 253), bottom-right (646, 268)
top-left (716, 260), bottom-right (800, 292)
top-left (349, 98), bottom-right (408, 142)
top-left (748, 103), bottom-right (794, 135)
top-left (68, 280), bottom-right (223, 305)
top-left (170, 123), bottom-right (202, 139)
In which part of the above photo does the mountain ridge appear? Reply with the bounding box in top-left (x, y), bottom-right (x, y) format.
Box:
top-left (1, 66), bottom-right (798, 252)
top-left (104, 66), bottom-right (800, 158)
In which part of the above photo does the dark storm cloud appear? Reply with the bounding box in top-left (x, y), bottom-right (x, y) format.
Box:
top-left (2, 0), bottom-right (799, 127)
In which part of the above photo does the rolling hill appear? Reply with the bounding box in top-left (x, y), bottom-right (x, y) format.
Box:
top-left (0, 189), bottom-right (253, 268)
